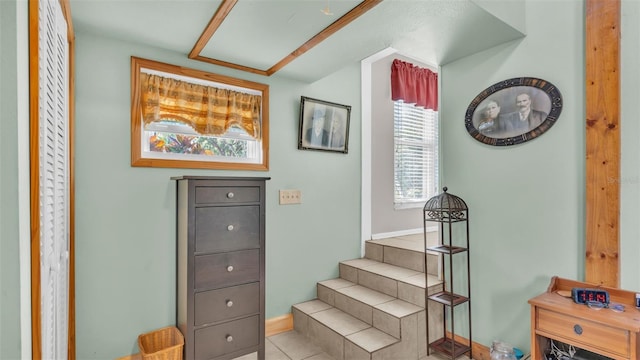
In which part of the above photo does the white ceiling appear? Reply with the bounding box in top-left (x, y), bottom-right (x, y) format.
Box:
top-left (69, 0), bottom-right (525, 82)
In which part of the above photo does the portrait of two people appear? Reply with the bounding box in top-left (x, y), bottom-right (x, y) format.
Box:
top-left (302, 104), bottom-right (349, 151)
top-left (475, 88), bottom-right (551, 138)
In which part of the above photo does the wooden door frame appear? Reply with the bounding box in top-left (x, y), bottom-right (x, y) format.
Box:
top-left (28, 0), bottom-right (75, 358)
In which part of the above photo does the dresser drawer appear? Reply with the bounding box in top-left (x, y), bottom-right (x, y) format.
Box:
top-left (194, 282), bottom-right (260, 326)
top-left (195, 206), bottom-right (260, 253)
top-left (537, 308), bottom-right (629, 357)
top-left (195, 186), bottom-right (260, 204)
top-left (194, 315), bottom-right (260, 360)
top-left (194, 250), bottom-right (260, 290)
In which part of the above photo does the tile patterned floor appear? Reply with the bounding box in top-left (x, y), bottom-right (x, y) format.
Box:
top-left (233, 329), bottom-right (467, 360)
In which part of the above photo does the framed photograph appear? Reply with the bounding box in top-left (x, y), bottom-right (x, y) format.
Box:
top-left (298, 96), bottom-right (351, 153)
top-left (465, 77), bottom-right (563, 146)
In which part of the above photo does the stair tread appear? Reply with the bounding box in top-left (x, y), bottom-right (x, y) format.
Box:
top-left (319, 278), bottom-right (423, 317)
top-left (297, 303), bottom-right (401, 353)
top-left (341, 258), bottom-right (442, 289)
top-left (292, 299), bottom-right (333, 315)
top-left (309, 307), bottom-right (372, 337)
top-left (345, 327), bottom-right (398, 353)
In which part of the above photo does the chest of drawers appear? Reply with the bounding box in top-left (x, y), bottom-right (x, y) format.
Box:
top-left (174, 177), bottom-right (268, 360)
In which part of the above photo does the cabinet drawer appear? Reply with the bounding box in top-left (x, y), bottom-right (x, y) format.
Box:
top-left (195, 186), bottom-right (260, 204)
top-left (194, 315), bottom-right (260, 360)
top-left (195, 206), bottom-right (260, 253)
top-left (194, 282), bottom-right (260, 326)
top-left (194, 250), bottom-right (259, 290)
top-left (537, 308), bottom-right (629, 357)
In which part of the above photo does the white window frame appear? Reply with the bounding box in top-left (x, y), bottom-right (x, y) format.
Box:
top-left (393, 100), bottom-right (439, 210)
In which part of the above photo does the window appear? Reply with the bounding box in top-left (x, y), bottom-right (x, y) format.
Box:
top-left (131, 57), bottom-right (269, 170)
top-left (393, 100), bottom-right (439, 209)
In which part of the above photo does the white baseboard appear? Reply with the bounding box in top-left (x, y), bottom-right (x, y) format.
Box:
top-left (371, 228), bottom-right (424, 240)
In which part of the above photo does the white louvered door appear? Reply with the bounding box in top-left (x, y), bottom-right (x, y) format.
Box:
top-left (37, 0), bottom-right (70, 358)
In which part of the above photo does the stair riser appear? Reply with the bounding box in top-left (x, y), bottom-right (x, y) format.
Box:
top-left (308, 317), bottom-right (346, 360)
top-left (296, 309), bottom-right (422, 360)
top-left (345, 313), bottom-right (422, 360)
top-left (339, 263), bottom-right (443, 307)
top-left (318, 283), bottom-right (399, 335)
top-left (365, 243), bottom-right (439, 276)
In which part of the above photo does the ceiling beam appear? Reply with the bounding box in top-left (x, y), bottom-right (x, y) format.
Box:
top-left (266, 0), bottom-right (383, 76)
top-left (189, 0), bottom-right (238, 59)
top-left (190, 0), bottom-right (383, 77)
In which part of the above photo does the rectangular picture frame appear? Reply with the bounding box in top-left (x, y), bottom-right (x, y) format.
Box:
top-left (298, 96), bottom-right (351, 154)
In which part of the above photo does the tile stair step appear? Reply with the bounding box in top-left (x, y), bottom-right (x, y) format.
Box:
top-left (364, 239), bottom-right (441, 276)
top-left (317, 278), bottom-right (423, 333)
top-left (338, 258), bottom-right (443, 307)
top-left (364, 235), bottom-right (441, 276)
top-left (292, 299), bottom-right (399, 359)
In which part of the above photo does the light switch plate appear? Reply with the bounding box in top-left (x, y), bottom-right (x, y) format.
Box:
top-left (279, 189), bottom-right (301, 205)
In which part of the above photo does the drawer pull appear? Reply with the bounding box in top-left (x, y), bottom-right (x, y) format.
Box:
top-left (574, 324), bottom-right (583, 335)
top-left (227, 225), bottom-right (234, 231)
top-left (226, 335), bottom-right (233, 342)
top-left (226, 300), bottom-right (234, 308)
top-left (227, 192), bottom-right (234, 199)
top-left (227, 265), bottom-right (234, 272)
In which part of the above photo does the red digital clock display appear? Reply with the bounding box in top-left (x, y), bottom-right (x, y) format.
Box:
top-left (571, 288), bottom-right (610, 305)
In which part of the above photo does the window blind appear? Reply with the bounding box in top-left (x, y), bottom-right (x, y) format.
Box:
top-left (393, 100), bottom-right (438, 208)
top-left (38, 0), bottom-right (69, 358)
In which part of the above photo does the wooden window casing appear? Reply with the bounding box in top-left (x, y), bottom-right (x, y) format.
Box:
top-left (130, 57), bottom-right (270, 171)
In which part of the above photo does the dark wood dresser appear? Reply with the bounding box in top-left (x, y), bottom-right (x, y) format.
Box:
top-left (174, 176), bottom-right (268, 360)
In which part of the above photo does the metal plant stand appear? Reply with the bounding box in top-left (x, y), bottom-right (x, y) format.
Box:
top-left (424, 187), bottom-right (471, 360)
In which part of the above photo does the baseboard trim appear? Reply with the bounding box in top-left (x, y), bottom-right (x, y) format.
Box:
top-left (265, 313), bottom-right (293, 337)
top-left (371, 228), bottom-right (423, 240)
top-left (443, 331), bottom-right (490, 360)
top-left (118, 314), bottom-right (294, 360)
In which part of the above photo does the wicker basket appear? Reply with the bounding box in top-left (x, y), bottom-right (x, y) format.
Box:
top-left (138, 326), bottom-right (184, 360)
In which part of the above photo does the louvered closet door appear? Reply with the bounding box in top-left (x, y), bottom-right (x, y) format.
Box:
top-left (37, 0), bottom-right (70, 358)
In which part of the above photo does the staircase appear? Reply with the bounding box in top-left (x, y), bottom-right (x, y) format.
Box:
top-left (291, 234), bottom-right (444, 360)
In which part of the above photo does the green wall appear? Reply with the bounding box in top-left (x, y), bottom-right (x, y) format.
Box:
top-left (620, 0), bottom-right (640, 291)
top-left (3, 0), bottom-right (640, 358)
top-left (0, 0), bottom-right (23, 358)
top-left (74, 32), bottom-right (362, 358)
top-left (0, 4), bottom-right (21, 359)
top-left (441, 0), bottom-right (640, 352)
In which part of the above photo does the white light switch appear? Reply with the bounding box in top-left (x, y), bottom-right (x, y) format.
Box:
top-left (279, 189), bottom-right (302, 205)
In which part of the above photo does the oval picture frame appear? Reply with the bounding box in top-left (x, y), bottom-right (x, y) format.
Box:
top-left (465, 77), bottom-right (562, 146)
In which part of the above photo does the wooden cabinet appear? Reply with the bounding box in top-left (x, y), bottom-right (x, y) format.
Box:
top-left (174, 176), bottom-right (268, 360)
top-left (529, 276), bottom-right (640, 360)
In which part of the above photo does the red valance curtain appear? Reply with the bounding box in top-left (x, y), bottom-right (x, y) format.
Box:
top-left (391, 59), bottom-right (438, 110)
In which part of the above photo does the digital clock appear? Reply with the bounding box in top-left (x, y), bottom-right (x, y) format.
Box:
top-left (571, 287), bottom-right (610, 305)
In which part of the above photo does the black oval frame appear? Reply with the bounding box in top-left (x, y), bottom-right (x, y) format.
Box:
top-left (465, 77), bottom-right (563, 146)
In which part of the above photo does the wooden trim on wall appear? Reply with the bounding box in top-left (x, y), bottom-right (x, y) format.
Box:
top-left (265, 313), bottom-right (293, 337)
top-left (585, 0), bottom-right (621, 287)
top-left (28, 1), bottom-right (42, 358)
top-left (61, 0), bottom-right (76, 356)
top-left (29, 0), bottom-right (76, 358)
top-left (444, 331), bottom-right (491, 360)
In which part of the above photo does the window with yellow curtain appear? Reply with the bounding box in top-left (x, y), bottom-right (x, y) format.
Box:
top-left (131, 57), bottom-right (270, 170)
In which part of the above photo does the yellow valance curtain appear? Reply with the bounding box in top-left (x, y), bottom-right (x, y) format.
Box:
top-left (140, 73), bottom-right (262, 139)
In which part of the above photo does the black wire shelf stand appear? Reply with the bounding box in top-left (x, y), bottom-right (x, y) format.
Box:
top-left (423, 187), bottom-right (472, 360)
